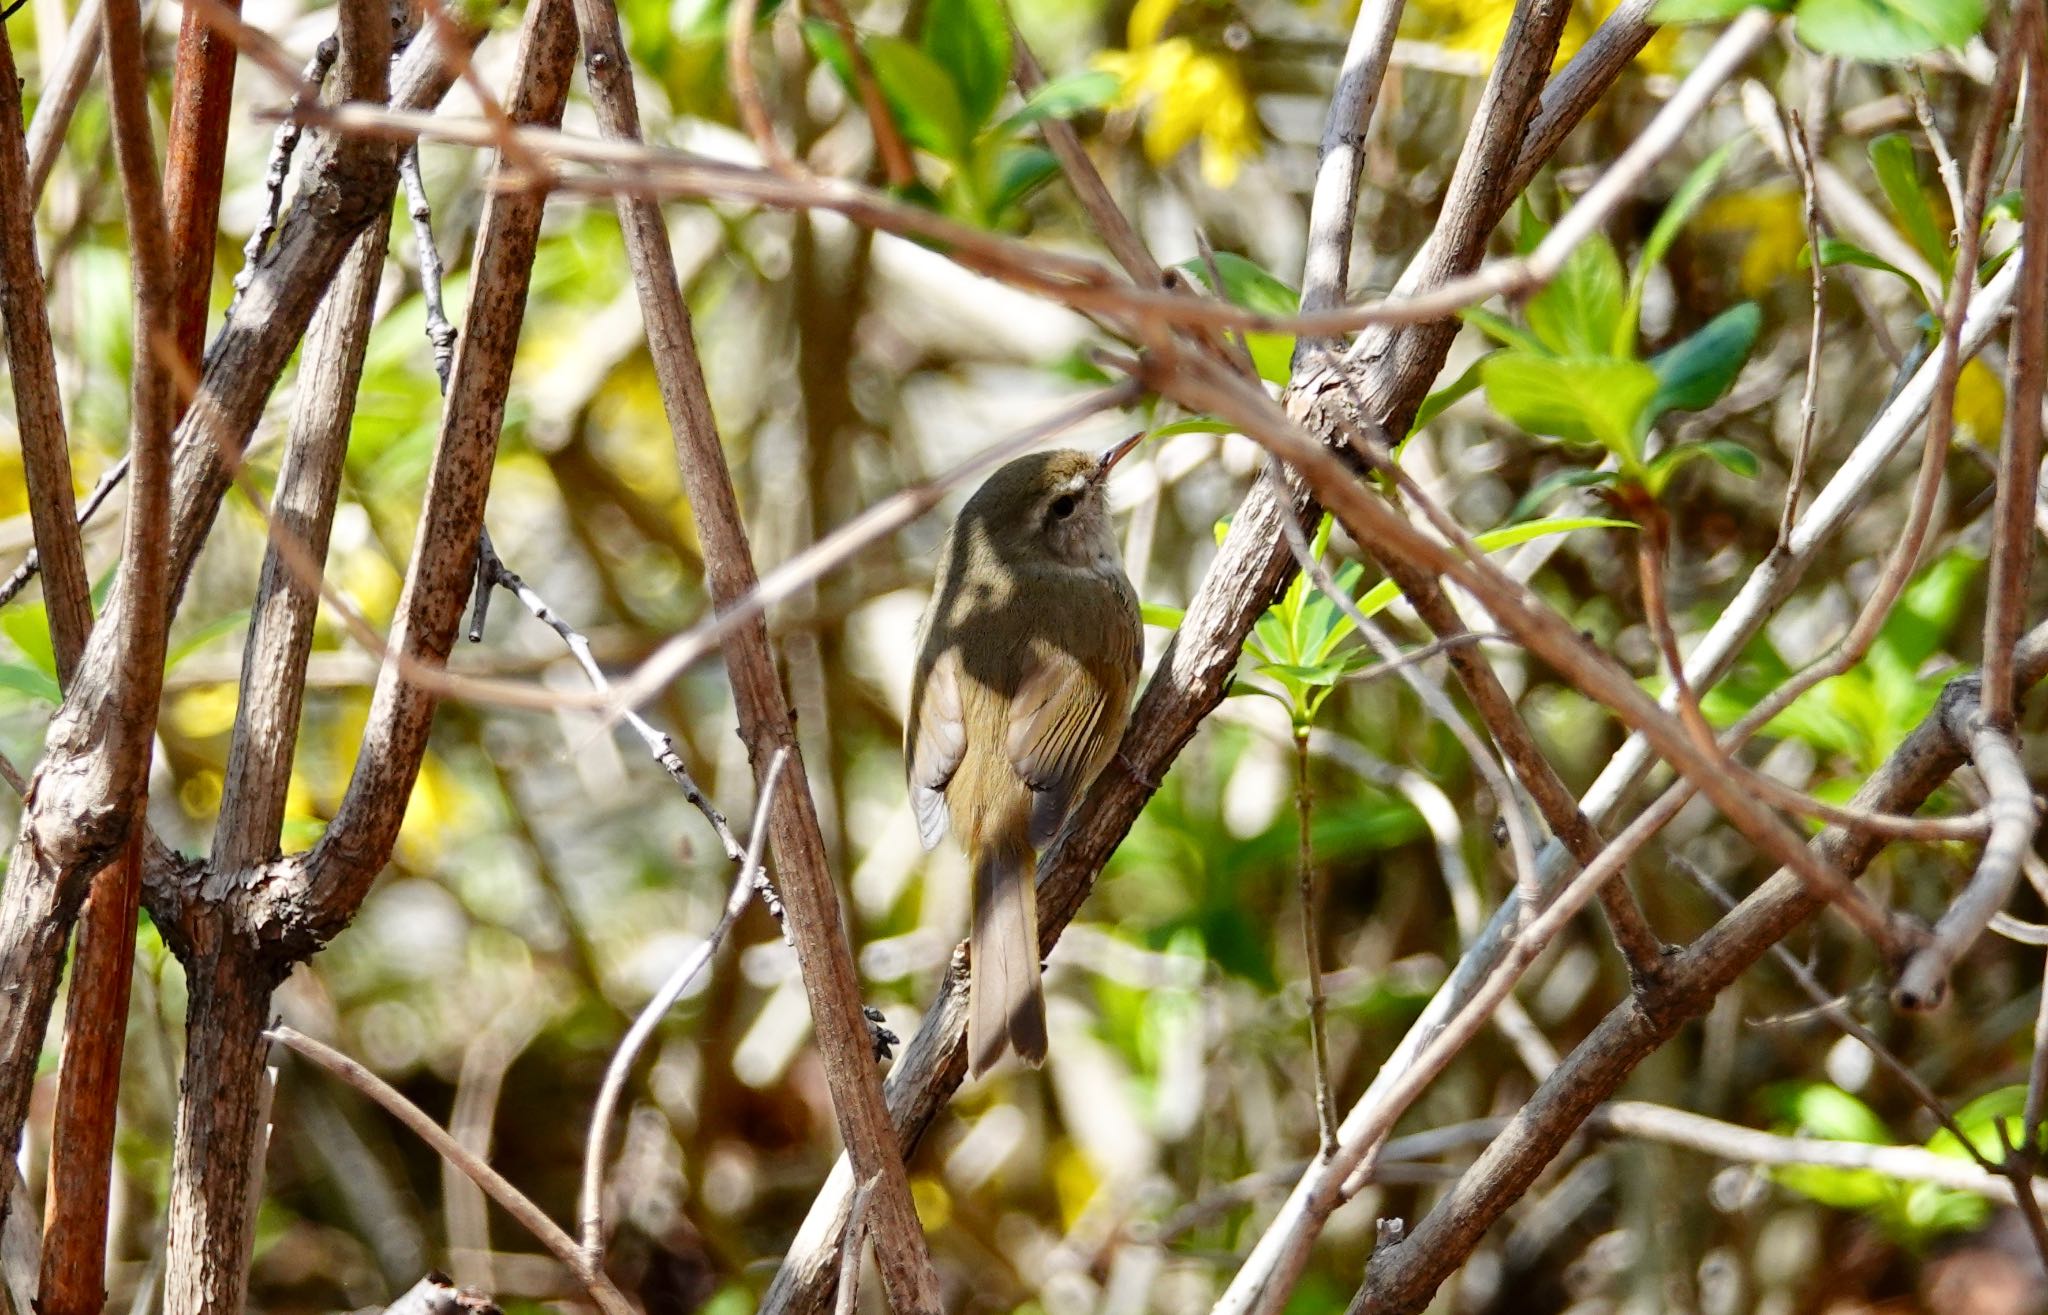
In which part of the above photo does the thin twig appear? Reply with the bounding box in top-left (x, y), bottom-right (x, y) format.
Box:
top-left (1982, 17), bottom-right (2047, 728)
top-left (264, 33), bottom-right (1776, 348)
top-left (223, 36), bottom-right (339, 327)
top-left (813, 0), bottom-right (909, 185)
top-left (1781, 108), bottom-right (1826, 545)
top-left (267, 1027), bottom-right (634, 1315)
top-left (22, 0), bottom-right (103, 201)
top-left (1012, 32), bottom-right (1159, 287)
top-left (1682, 862), bottom-right (1994, 1174)
top-left (0, 457), bottom-right (127, 612)
top-left (578, 750), bottom-right (787, 1261)
top-left (399, 147), bottom-right (459, 391)
top-left (1894, 707), bottom-right (2041, 1008)
top-left (1292, 729), bottom-right (1337, 1157)
top-left (725, 0), bottom-right (793, 173)
top-left (471, 536), bottom-right (754, 873)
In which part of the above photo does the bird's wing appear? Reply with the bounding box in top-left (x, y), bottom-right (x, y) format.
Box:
top-left (906, 646), bottom-right (966, 850)
top-left (1006, 645), bottom-right (1118, 850)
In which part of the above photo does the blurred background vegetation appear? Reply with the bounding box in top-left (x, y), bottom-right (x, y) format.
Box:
top-left (0, 0), bottom-right (2037, 1307)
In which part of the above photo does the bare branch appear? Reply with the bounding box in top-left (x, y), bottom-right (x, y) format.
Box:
top-left (579, 749), bottom-right (788, 1261)
top-left (304, 0), bottom-right (579, 929)
top-left (1013, 32), bottom-right (1161, 287)
top-left (0, 18), bottom-right (92, 679)
top-left (212, 216), bottom-right (392, 873)
top-left (567, 0), bottom-right (941, 1304)
top-left (22, 0), bottom-right (102, 201)
top-left (1983, 14), bottom-right (2047, 726)
top-left (1345, 631), bottom-right (2048, 1313)
top-left (267, 1028), bottom-right (634, 1315)
top-left (1296, 0), bottom-right (1404, 321)
top-left (1893, 705), bottom-right (2040, 1008)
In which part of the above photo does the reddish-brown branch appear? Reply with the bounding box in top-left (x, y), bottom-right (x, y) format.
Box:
top-left (161, 0), bottom-right (242, 364)
top-left (1984, 9), bottom-right (2047, 726)
top-left (37, 837), bottom-right (141, 1315)
top-left (0, 20), bottom-right (91, 678)
top-left (43, 0), bottom-right (252, 1297)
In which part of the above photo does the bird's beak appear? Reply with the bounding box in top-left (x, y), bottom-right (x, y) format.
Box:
top-left (1096, 431), bottom-right (1145, 479)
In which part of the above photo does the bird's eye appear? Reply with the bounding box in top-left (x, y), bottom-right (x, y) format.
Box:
top-left (1050, 494), bottom-right (1078, 520)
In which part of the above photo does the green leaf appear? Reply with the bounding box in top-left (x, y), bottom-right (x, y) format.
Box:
top-left (1526, 235), bottom-right (1627, 358)
top-left (1643, 439), bottom-right (1761, 496)
top-left (1480, 351), bottom-right (1661, 461)
top-left (1471, 515), bottom-right (1636, 550)
top-left (1868, 134), bottom-right (1952, 278)
top-left (1350, 517), bottom-right (1633, 617)
top-left (1411, 355), bottom-right (1492, 434)
top-left (869, 36), bottom-right (971, 159)
top-left (805, 24), bottom-right (970, 160)
top-left (0, 663), bottom-right (61, 706)
top-left (0, 604), bottom-right (58, 680)
top-left (1651, 0), bottom-right (1773, 19)
top-left (1777, 1083), bottom-right (1893, 1144)
top-left (677, 0), bottom-right (787, 38)
top-left (987, 146), bottom-right (1060, 217)
top-left (1805, 235), bottom-right (1920, 292)
top-left (1625, 139), bottom-right (1741, 344)
top-left (1925, 1085), bottom-right (2033, 1162)
top-left (166, 610), bottom-right (251, 672)
top-left (1514, 194), bottom-right (1551, 255)
top-left (1459, 306), bottom-right (1546, 354)
top-left (1150, 417), bottom-right (1239, 439)
top-left (920, 0), bottom-right (1011, 131)
top-left (1141, 602), bottom-right (1187, 629)
top-left (998, 69), bottom-right (1120, 135)
top-left (1252, 658), bottom-right (1356, 689)
top-left (1509, 467), bottom-right (1621, 521)
top-left (1794, 0), bottom-right (1985, 60)
top-left (1984, 189), bottom-right (2023, 227)
top-left (1179, 253), bottom-right (1300, 385)
top-left (1647, 302), bottom-right (1761, 420)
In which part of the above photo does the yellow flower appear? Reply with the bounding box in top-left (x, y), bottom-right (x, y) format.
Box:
top-left (1697, 186), bottom-right (1807, 295)
top-left (1403, 0), bottom-right (1676, 72)
top-left (1096, 37), bottom-right (1259, 187)
top-left (170, 683), bottom-right (241, 739)
top-left (1953, 357), bottom-right (2005, 446)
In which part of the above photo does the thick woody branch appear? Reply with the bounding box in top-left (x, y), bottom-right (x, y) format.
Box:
top-left (1295, 0), bottom-right (1403, 322)
top-left (567, 0), bottom-right (942, 1307)
top-left (154, 5), bottom-right (489, 616)
top-left (44, 0), bottom-right (267, 1288)
top-left (157, 3), bottom-right (400, 1307)
top-left (212, 216), bottom-right (392, 874)
top-left (0, 0), bottom-right (177, 1252)
top-left (301, 0), bottom-right (578, 939)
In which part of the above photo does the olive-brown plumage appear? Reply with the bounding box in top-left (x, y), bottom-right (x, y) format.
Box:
top-left (907, 443), bottom-right (1142, 1077)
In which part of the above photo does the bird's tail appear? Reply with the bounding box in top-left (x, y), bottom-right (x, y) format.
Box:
top-left (969, 835), bottom-right (1046, 1077)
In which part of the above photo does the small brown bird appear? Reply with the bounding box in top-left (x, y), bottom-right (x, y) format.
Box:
top-left (906, 439), bottom-right (1144, 1077)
